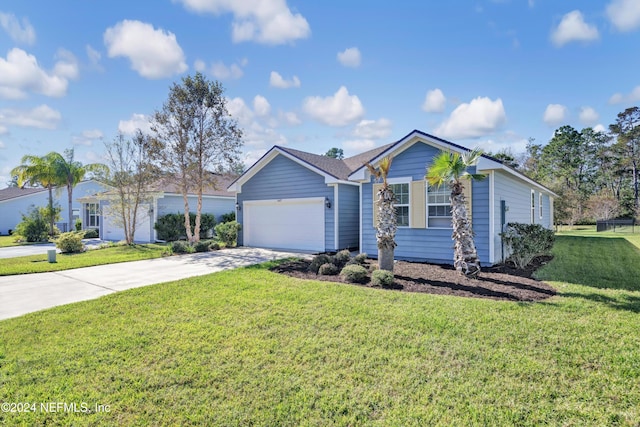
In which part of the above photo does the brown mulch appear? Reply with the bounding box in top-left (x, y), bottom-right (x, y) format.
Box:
top-left (270, 256), bottom-right (556, 302)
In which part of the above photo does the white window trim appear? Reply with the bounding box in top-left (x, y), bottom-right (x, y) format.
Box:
top-left (539, 193), bottom-right (543, 220)
top-left (426, 183), bottom-right (452, 229)
top-left (387, 177), bottom-right (411, 228)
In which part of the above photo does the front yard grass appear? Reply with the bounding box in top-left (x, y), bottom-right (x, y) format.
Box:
top-left (0, 231), bottom-right (639, 425)
top-left (0, 243), bottom-right (169, 275)
top-left (0, 235), bottom-right (39, 248)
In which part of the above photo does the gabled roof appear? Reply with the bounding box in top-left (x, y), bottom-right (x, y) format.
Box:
top-left (0, 186), bottom-right (48, 202)
top-left (152, 173), bottom-right (237, 197)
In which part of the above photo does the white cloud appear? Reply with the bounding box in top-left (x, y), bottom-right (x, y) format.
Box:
top-left (269, 71), bottom-right (300, 88)
top-left (253, 95), bottom-right (271, 116)
top-left (0, 140), bottom-right (5, 149)
top-left (593, 124), bottom-right (607, 133)
top-left (609, 85), bottom-right (640, 104)
top-left (194, 59), bottom-right (206, 72)
top-left (176, 0), bottom-right (310, 45)
top-left (543, 104), bottom-right (568, 126)
top-left (352, 118), bottom-right (392, 139)
top-left (550, 10), bottom-right (599, 47)
top-left (579, 106), bottom-right (599, 126)
top-left (278, 110), bottom-right (301, 126)
top-left (104, 20), bottom-right (187, 79)
top-left (303, 86), bottom-right (365, 126)
top-left (0, 48), bottom-right (78, 99)
top-left (606, 0), bottom-right (640, 32)
top-left (73, 129), bottom-right (104, 146)
top-left (422, 88), bottom-right (446, 113)
top-left (118, 113), bottom-right (151, 135)
top-left (244, 149), bottom-right (268, 167)
top-left (343, 139), bottom-right (376, 155)
top-left (337, 47), bottom-right (361, 68)
top-left (0, 104), bottom-right (61, 129)
top-left (86, 44), bottom-right (102, 69)
top-left (211, 59), bottom-right (245, 80)
top-left (0, 12), bottom-right (36, 45)
top-left (434, 97), bottom-right (506, 139)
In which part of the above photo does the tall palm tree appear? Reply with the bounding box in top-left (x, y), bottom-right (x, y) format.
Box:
top-left (365, 156), bottom-right (397, 272)
top-left (53, 149), bottom-right (108, 231)
top-left (426, 149), bottom-right (486, 277)
top-left (11, 152), bottom-right (65, 236)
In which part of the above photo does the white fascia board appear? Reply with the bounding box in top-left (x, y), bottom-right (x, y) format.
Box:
top-left (476, 157), bottom-right (558, 197)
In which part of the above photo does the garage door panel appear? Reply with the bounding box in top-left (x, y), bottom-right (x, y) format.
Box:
top-left (244, 198), bottom-right (324, 252)
top-left (103, 206), bottom-right (152, 243)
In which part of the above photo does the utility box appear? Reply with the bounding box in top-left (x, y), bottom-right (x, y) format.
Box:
top-left (47, 249), bottom-right (57, 263)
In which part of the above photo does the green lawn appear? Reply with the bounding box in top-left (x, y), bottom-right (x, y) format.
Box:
top-left (0, 235), bottom-right (40, 248)
top-left (0, 244), bottom-right (170, 275)
top-left (1, 232), bottom-right (639, 426)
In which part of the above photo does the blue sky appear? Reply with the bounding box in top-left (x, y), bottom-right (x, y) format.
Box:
top-left (1, 0), bottom-right (639, 186)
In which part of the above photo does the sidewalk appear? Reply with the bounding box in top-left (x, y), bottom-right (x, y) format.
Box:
top-left (0, 247), bottom-right (309, 321)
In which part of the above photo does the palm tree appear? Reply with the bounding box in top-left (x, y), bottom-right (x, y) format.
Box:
top-left (11, 152), bottom-right (65, 236)
top-left (365, 156), bottom-right (397, 272)
top-left (53, 149), bottom-right (108, 232)
top-left (426, 149), bottom-right (486, 277)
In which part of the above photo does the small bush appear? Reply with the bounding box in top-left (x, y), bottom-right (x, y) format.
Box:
top-left (15, 206), bottom-right (50, 242)
top-left (371, 269), bottom-right (394, 287)
top-left (194, 240), bottom-right (212, 253)
top-left (333, 249), bottom-right (351, 268)
top-left (318, 263), bottom-right (339, 275)
top-left (354, 253), bottom-right (368, 265)
top-left (215, 221), bottom-right (241, 247)
top-left (309, 254), bottom-right (332, 273)
top-left (56, 231), bottom-right (85, 254)
top-left (340, 264), bottom-right (369, 284)
top-left (83, 228), bottom-right (99, 239)
top-left (75, 218), bottom-right (82, 231)
top-left (209, 241), bottom-right (222, 251)
top-left (220, 212), bottom-right (236, 223)
top-left (171, 240), bottom-right (193, 254)
top-left (155, 213), bottom-right (217, 241)
top-left (500, 222), bottom-right (555, 269)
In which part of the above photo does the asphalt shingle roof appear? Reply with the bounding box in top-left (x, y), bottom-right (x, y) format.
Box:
top-left (0, 186), bottom-right (48, 202)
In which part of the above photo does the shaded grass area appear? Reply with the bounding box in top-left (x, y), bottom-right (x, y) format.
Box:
top-left (0, 244), bottom-right (169, 275)
top-left (1, 256), bottom-right (640, 426)
top-left (0, 235), bottom-right (40, 248)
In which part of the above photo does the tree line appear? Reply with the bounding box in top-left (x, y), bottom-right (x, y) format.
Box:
top-left (492, 106), bottom-right (640, 225)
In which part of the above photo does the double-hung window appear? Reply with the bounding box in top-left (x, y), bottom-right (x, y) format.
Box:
top-left (427, 185), bottom-right (451, 228)
top-left (390, 183), bottom-right (409, 227)
top-left (86, 203), bottom-right (99, 228)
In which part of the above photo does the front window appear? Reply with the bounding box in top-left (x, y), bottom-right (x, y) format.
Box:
top-left (85, 203), bottom-right (99, 228)
top-left (390, 183), bottom-right (409, 227)
top-left (427, 185), bottom-right (451, 228)
top-left (531, 191), bottom-right (536, 224)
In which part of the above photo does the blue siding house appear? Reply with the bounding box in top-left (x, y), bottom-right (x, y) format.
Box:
top-left (230, 130), bottom-right (556, 265)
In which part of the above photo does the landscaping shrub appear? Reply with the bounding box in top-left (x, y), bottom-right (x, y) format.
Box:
top-left (340, 264), bottom-right (369, 283)
top-left (15, 206), bottom-right (49, 242)
top-left (75, 218), bottom-right (82, 231)
top-left (171, 240), bottom-right (193, 254)
top-left (309, 254), bottom-right (332, 273)
top-left (214, 221), bottom-right (241, 247)
top-left (56, 231), bottom-right (85, 253)
top-left (354, 253), bottom-right (368, 265)
top-left (371, 269), bottom-right (394, 287)
top-left (500, 222), bottom-right (555, 269)
top-left (333, 249), bottom-right (351, 268)
top-left (318, 263), bottom-right (339, 275)
top-left (83, 228), bottom-right (99, 239)
top-left (155, 213), bottom-right (217, 241)
top-left (194, 240), bottom-right (212, 253)
top-left (219, 212), bottom-right (235, 223)
top-left (209, 241), bottom-right (222, 251)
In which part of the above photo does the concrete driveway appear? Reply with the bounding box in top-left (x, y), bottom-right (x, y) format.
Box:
top-left (0, 247), bottom-right (309, 321)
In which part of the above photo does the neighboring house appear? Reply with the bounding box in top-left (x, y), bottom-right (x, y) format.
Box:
top-left (0, 180), bottom-right (107, 235)
top-left (229, 129), bottom-right (556, 266)
top-left (79, 175), bottom-right (236, 243)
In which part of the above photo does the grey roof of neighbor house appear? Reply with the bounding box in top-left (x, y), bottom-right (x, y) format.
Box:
top-left (152, 173), bottom-right (237, 197)
top-left (0, 186), bottom-right (49, 202)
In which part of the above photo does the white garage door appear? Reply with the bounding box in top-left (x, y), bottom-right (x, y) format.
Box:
top-left (103, 206), bottom-right (152, 243)
top-left (244, 197), bottom-right (325, 252)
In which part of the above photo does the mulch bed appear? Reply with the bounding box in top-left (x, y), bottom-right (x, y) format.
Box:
top-left (270, 256), bottom-right (556, 302)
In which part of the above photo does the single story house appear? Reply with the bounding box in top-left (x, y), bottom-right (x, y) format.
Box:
top-left (80, 174), bottom-right (236, 243)
top-left (228, 129), bottom-right (556, 266)
top-left (0, 180), bottom-right (107, 235)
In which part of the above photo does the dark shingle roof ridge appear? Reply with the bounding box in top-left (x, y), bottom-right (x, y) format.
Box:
top-left (276, 145), bottom-right (353, 180)
top-left (0, 186), bottom-right (48, 202)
